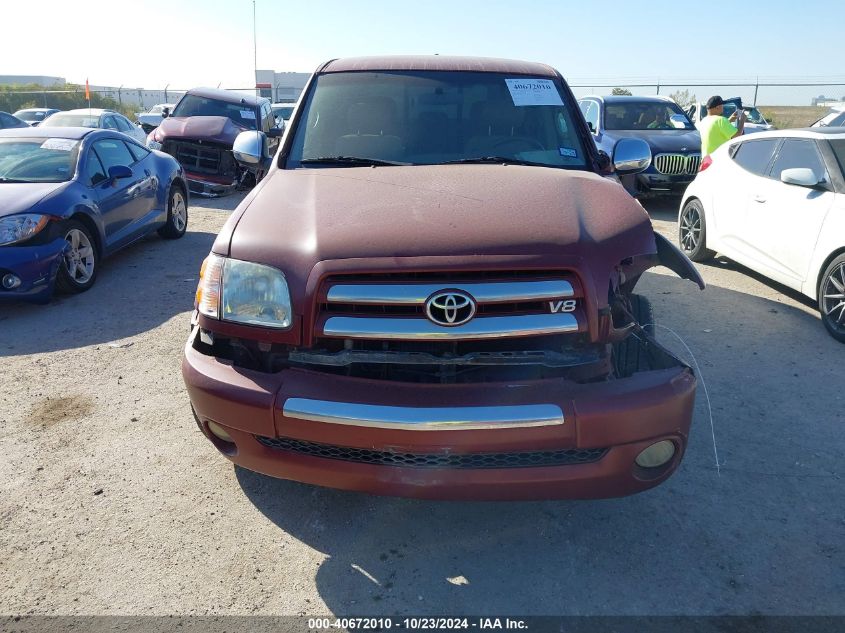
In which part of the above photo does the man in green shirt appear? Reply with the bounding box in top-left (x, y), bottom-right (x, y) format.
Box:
top-left (698, 95), bottom-right (745, 156)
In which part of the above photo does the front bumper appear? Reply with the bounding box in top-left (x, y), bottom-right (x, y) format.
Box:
top-left (185, 171), bottom-right (239, 197)
top-left (635, 172), bottom-right (695, 196)
top-left (182, 329), bottom-right (697, 500)
top-left (0, 237), bottom-right (66, 303)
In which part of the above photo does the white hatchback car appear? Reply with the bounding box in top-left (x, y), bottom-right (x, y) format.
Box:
top-left (678, 128), bottom-right (845, 342)
top-left (40, 108), bottom-right (147, 144)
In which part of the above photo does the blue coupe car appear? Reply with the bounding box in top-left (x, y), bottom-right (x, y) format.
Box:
top-left (0, 127), bottom-right (188, 303)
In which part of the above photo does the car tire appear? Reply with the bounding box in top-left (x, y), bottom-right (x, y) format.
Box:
top-left (55, 220), bottom-right (98, 294)
top-left (613, 294), bottom-right (654, 378)
top-left (818, 254), bottom-right (845, 343)
top-left (158, 185), bottom-right (188, 239)
top-left (679, 198), bottom-right (715, 262)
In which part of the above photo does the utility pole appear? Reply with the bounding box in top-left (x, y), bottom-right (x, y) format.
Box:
top-left (253, 0), bottom-right (259, 96)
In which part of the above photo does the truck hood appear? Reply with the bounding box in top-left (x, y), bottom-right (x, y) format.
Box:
top-left (155, 116), bottom-right (248, 145)
top-left (0, 181), bottom-right (68, 218)
top-left (226, 165), bottom-right (657, 300)
top-left (604, 129), bottom-right (701, 154)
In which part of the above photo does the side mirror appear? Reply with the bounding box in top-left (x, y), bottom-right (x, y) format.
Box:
top-left (780, 167), bottom-right (821, 188)
top-left (108, 165), bottom-right (132, 183)
top-left (267, 126), bottom-right (283, 138)
top-left (232, 130), bottom-right (268, 165)
top-left (161, 107), bottom-right (170, 119)
top-left (612, 138), bottom-right (651, 175)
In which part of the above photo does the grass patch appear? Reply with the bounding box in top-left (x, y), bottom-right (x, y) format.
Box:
top-left (757, 106), bottom-right (827, 129)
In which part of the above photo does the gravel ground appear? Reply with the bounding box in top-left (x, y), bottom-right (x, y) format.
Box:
top-left (1, 193), bottom-right (842, 617)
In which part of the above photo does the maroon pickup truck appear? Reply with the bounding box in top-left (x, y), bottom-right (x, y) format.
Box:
top-left (182, 56), bottom-right (705, 500)
top-left (147, 87), bottom-right (281, 196)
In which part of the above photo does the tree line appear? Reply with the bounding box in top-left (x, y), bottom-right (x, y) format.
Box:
top-left (0, 84), bottom-right (138, 119)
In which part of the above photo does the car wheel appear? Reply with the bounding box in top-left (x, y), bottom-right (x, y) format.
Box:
top-left (56, 220), bottom-right (98, 294)
top-left (679, 198), bottom-right (715, 262)
top-left (158, 185), bottom-right (188, 239)
top-left (613, 294), bottom-right (653, 378)
top-left (818, 254), bottom-right (845, 343)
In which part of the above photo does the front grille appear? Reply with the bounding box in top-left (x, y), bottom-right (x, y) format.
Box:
top-left (255, 435), bottom-right (607, 469)
top-left (162, 140), bottom-right (237, 178)
top-left (315, 271), bottom-right (585, 344)
top-left (654, 153), bottom-right (700, 175)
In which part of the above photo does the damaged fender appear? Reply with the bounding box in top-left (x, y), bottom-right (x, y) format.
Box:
top-left (654, 232), bottom-right (705, 290)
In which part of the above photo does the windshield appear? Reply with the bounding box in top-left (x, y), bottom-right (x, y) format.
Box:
top-left (604, 101), bottom-right (694, 130)
top-left (15, 110), bottom-right (46, 122)
top-left (743, 107), bottom-right (767, 124)
top-left (287, 71), bottom-right (589, 169)
top-left (171, 95), bottom-right (258, 130)
top-left (816, 110), bottom-right (845, 127)
top-left (42, 113), bottom-right (100, 128)
top-left (272, 106), bottom-right (294, 121)
top-left (0, 137), bottom-right (79, 182)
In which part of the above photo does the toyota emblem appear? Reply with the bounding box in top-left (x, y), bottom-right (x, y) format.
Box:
top-left (424, 290), bottom-right (477, 327)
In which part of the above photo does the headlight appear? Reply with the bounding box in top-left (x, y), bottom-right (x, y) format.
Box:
top-left (196, 254), bottom-right (292, 329)
top-left (0, 214), bottom-right (49, 246)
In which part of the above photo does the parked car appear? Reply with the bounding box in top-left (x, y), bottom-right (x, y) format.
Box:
top-left (40, 109), bottom-right (147, 143)
top-left (679, 128), bottom-right (845, 342)
top-left (0, 127), bottom-right (188, 303)
top-left (0, 111), bottom-right (29, 129)
top-left (578, 95), bottom-right (701, 197)
top-left (271, 101), bottom-right (296, 128)
top-left (182, 55), bottom-right (706, 501)
top-left (811, 104), bottom-right (845, 128)
top-left (687, 98), bottom-right (774, 134)
top-left (13, 108), bottom-right (60, 127)
top-left (146, 87), bottom-right (282, 196)
top-left (135, 103), bottom-right (176, 134)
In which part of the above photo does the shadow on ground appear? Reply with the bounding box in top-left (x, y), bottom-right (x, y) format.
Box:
top-left (234, 273), bottom-right (844, 616)
top-left (0, 229), bottom-right (217, 355)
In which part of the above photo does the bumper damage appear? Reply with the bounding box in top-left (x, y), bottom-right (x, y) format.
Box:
top-left (0, 237), bottom-right (66, 303)
top-left (182, 325), bottom-right (697, 500)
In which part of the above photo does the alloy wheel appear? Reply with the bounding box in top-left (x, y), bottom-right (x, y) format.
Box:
top-left (63, 228), bottom-right (95, 284)
top-left (822, 262), bottom-right (845, 332)
top-left (172, 191), bottom-right (187, 232)
top-left (680, 206), bottom-right (701, 252)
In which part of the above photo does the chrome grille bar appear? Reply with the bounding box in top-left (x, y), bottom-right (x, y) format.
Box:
top-left (282, 398), bottom-right (565, 430)
top-left (327, 280), bottom-right (574, 305)
top-left (654, 153), bottom-right (701, 175)
top-left (321, 313), bottom-right (579, 340)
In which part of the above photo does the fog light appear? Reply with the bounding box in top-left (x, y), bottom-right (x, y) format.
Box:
top-left (207, 421), bottom-right (234, 443)
top-left (2, 274), bottom-right (21, 290)
top-left (635, 440), bottom-right (676, 468)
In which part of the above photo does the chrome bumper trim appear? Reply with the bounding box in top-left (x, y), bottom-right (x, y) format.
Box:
top-left (326, 280), bottom-right (574, 305)
top-left (282, 398), bottom-right (565, 430)
top-left (320, 313), bottom-right (579, 340)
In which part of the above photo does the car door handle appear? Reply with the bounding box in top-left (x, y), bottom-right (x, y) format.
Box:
top-left (753, 195), bottom-right (766, 203)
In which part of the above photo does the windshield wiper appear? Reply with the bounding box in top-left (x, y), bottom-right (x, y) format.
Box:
top-left (300, 156), bottom-right (408, 167)
top-left (439, 156), bottom-right (552, 167)
top-left (0, 177), bottom-right (32, 183)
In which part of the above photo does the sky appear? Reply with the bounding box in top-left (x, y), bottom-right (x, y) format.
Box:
top-left (3, 0), bottom-right (843, 105)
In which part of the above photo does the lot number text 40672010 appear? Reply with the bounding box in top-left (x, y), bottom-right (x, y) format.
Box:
top-left (308, 618), bottom-right (528, 630)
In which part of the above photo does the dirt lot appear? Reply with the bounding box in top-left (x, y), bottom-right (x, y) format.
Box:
top-left (1, 194), bottom-right (842, 617)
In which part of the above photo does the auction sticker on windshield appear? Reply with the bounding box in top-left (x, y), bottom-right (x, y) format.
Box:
top-left (40, 139), bottom-right (78, 151)
top-left (505, 78), bottom-right (564, 106)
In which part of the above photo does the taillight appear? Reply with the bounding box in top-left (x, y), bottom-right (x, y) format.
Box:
top-left (699, 155), bottom-right (712, 172)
